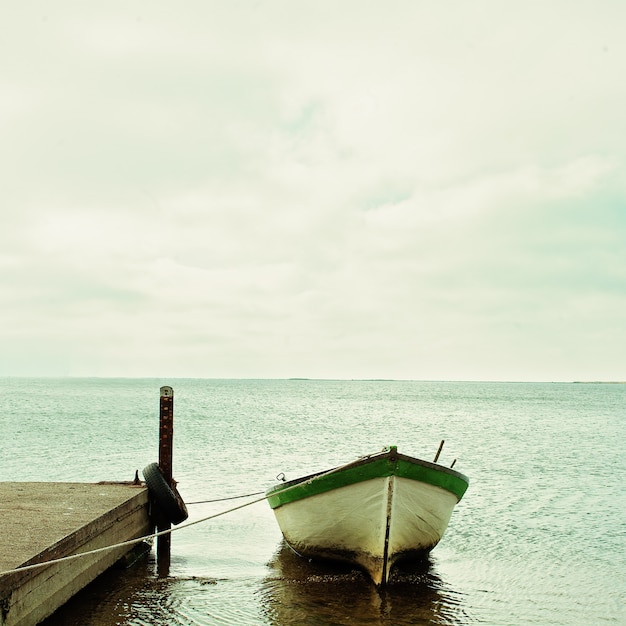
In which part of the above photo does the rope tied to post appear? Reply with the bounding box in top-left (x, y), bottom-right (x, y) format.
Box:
top-left (0, 452), bottom-right (369, 579)
top-left (0, 452), bottom-right (375, 579)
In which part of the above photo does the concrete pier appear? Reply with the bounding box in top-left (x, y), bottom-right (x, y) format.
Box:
top-left (0, 482), bottom-right (153, 626)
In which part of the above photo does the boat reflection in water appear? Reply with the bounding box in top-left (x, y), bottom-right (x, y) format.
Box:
top-left (261, 542), bottom-right (470, 626)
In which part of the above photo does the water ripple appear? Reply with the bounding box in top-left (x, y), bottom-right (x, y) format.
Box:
top-left (127, 577), bottom-right (264, 626)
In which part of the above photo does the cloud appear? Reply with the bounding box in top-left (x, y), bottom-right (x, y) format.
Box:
top-left (1, 1), bottom-right (626, 379)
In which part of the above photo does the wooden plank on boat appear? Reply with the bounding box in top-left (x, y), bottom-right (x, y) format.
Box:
top-left (0, 482), bottom-right (153, 626)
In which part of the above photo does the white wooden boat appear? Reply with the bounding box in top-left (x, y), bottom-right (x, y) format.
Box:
top-left (266, 445), bottom-right (469, 586)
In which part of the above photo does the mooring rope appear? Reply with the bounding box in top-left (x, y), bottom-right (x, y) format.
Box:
top-left (0, 491), bottom-right (269, 578)
top-left (185, 490), bottom-right (265, 505)
top-left (0, 452), bottom-right (377, 579)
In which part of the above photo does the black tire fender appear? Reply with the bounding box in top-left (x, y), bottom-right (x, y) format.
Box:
top-left (142, 462), bottom-right (189, 525)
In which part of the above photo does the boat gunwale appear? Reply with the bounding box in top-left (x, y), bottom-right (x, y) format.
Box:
top-left (266, 447), bottom-right (469, 508)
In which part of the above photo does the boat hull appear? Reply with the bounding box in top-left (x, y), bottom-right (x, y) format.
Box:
top-left (266, 447), bottom-right (468, 585)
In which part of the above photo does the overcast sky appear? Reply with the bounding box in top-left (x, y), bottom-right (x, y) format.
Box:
top-left (1, 1), bottom-right (625, 381)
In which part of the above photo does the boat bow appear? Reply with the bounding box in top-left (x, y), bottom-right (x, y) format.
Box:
top-left (266, 446), bottom-right (469, 585)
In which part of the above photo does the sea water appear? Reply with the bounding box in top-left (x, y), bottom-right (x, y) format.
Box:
top-left (1, 378), bottom-right (624, 625)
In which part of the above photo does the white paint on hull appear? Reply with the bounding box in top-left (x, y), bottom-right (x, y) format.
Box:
top-left (387, 476), bottom-right (458, 575)
top-left (273, 476), bottom-right (459, 585)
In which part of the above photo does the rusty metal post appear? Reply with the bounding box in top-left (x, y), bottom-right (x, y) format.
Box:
top-left (159, 386), bottom-right (174, 483)
top-left (157, 385), bottom-right (174, 575)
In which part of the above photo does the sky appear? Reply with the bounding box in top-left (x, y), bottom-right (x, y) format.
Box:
top-left (1, 1), bottom-right (625, 381)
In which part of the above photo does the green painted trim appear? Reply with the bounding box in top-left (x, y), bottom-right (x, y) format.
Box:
top-left (266, 449), bottom-right (469, 509)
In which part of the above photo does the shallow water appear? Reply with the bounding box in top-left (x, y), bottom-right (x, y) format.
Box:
top-left (1, 378), bottom-right (625, 625)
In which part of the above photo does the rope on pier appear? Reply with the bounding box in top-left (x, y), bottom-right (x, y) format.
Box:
top-left (0, 452), bottom-right (376, 579)
top-left (0, 491), bottom-right (268, 578)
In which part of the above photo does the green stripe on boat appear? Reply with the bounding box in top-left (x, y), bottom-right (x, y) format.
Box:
top-left (266, 448), bottom-right (469, 508)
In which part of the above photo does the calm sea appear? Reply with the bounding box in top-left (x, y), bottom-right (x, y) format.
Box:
top-left (1, 378), bottom-right (624, 625)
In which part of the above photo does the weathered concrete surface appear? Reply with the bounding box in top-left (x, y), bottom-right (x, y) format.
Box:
top-left (0, 482), bottom-right (153, 626)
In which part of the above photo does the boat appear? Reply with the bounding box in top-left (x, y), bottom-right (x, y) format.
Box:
top-left (266, 444), bottom-right (469, 586)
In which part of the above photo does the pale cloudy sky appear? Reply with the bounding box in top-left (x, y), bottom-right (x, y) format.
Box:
top-left (1, 1), bottom-right (625, 380)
